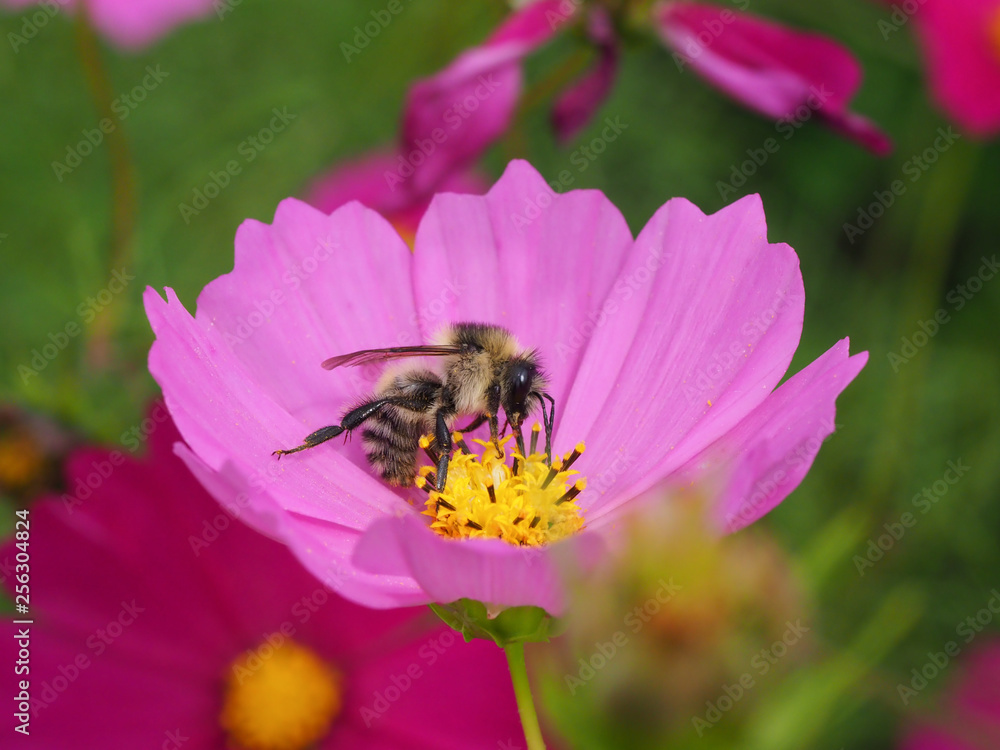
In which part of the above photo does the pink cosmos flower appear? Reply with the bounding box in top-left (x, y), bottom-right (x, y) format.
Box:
top-left (898, 639), bottom-right (1000, 749)
top-left (2, 412), bottom-right (521, 749)
top-left (397, 0), bottom-right (888, 193)
top-left (143, 159), bottom-right (867, 617)
top-left (879, 0), bottom-right (1000, 137)
top-left (305, 150), bottom-right (486, 248)
top-left (1, 0), bottom-right (217, 50)
top-left (656, 2), bottom-right (892, 155)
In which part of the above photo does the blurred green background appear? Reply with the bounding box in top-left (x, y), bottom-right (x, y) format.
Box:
top-left (1, 1), bottom-right (998, 748)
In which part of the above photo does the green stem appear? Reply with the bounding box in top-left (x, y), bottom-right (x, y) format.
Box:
top-left (503, 642), bottom-right (546, 750)
top-left (74, 10), bottom-right (137, 370)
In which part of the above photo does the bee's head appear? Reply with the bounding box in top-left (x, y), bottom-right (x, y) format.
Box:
top-left (502, 357), bottom-right (541, 430)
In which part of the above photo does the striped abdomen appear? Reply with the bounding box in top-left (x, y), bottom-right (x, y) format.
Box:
top-left (361, 368), bottom-right (441, 486)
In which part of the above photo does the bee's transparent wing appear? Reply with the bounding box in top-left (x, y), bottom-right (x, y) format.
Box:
top-left (321, 345), bottom-right (462, 370)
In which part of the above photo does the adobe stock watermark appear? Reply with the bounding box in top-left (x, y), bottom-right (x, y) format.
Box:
top-left (213, 0), bottom-right (243, 19)
top-left (551, 239), bottom-right (664, 361)
top-left (18, 267), bottom-right (136, 384)
top-left (668, 0), bottom-right (752, 72)
top-left (843, 127), bottom-right (961, 244)
top-left (543, 0), bottom-right (585, 30)
top-left (223, 233), bottom-right (338, 346)
top-left (723, 417), bottom-right (839, 533)
top-left (7, 0), bottom-right (71, 53)
top-left (681, 287), bottom-right (792, 404)
top-left (179, 107), bottom-right (297, 223)
top-left (692, 618), bottom-right (810, 735)
top-left (51, 66), bottom-right (169, 182)
top-left (359, 628), bottom-right (461, 726)
top-left (23, 600), bottom-right (144, 720)
top-left (185, 459), bottom-right (305, 557)
top-left (383, 75), bottom-right (504, 190)
top-left (877, 0), bottom-right (927, 40)
top-left (340, 0), bottom-right (414, 62)
top-left (508, 116), bottom-right (629, 232)
top-left (853, 459), bottom-right (970, 576)
top-left (897, 588), bottom-right (1000, 705)
top-left (717, 86), bottom-right (834, 200)
top-left (229, 573), bottom-right (353, 688)
top-left (887, 255), bottom-right (998, 371)
top-left (58, 402), bottom-right (171, 514)
top-left (563, 578), bottom-right (682, 695)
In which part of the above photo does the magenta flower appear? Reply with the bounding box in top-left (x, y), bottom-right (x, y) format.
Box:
top-left (305, 150), bottom-right (486, 248)
top-left (656, 2), bottom-right (892, 155)
top-left (2, 412), bottom-right (520, 749)
top-left (880, 0), bottom-right (1000, 137)
top-left (397, 0), bottom-right (888, 193)
top-left (899, 639), bottom-right (1000, 749)
top-left (143, 159), bottom-right (867, 617)
top-left (1, 0), bottom-right (217, 50)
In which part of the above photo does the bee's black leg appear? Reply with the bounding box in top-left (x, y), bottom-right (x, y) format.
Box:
top-left (456, 414), bottom-right (487, 433)
top-left (273, 398), bottom-right (389, 458)
top-left (513, 424), bottom-right (527, 458)
top-left (541, 393), bottom-right (556, 465)
top-left (485, 383), bottom-right (503, 459)
top-left (488, 413), bottom-right (504, 459)
top-left (434, 409), bottom-right (453, 491)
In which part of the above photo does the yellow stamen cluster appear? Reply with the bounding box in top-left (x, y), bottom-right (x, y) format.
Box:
top-left (221, 638), bottom-right (342, 750)
top-left (421, 433), bottom-right (586, 547)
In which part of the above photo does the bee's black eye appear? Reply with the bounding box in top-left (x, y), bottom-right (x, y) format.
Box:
top-left (508, 363), bottom-right (535, 408)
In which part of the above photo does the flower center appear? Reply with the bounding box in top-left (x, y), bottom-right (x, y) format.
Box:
top-left (419, 427), bottom-right (586, 547)
top-left (221, 637), bottom-right (342, 750)
top-left (0, 432), bottom-right (44, 491)
top-left (389, 218), bottom-right (417, 250)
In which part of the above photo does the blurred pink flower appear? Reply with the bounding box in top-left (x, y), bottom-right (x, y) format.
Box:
top-left (2, 412), bottom-right (521, 749)
top-left (305, 150), bottom-right (487, 248)
top-left (1, 0), bottom-right (217, 49)
top-left (881, 0), bottom-right (1000, 137)
top-left (899, 639), bottom-right (1000, 749)
top-left (656, 1), bottom-right (892, 155)
top-left (397, 0), bottom-right (888, 193)
top-left (143, 159), bottom-right (867, 617)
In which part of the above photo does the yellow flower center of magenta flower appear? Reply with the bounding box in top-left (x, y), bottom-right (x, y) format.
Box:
top-left (0, 432), bottom-right (44, 491)
top-left (221, 637), bottom-right (342, 750)
top-left (419, 429), bottom-right (586, 547)
top-left (390, 218), bottom-right (417, 250)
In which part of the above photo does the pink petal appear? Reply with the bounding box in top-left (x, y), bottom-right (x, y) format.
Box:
top-left (354, 513), bottom-right (606, 615)
top-left (655, 1), bottom-right (891, 154)
top-left (908, 0), bottom-right (1000, 136)
top-left (145, 200), bottom-right (420, 532)
top-left (559, 193), bottom-right (805, 520)
top-left (670, 339), bottom-right (868, 533)
top-left (400, 0), bottom-right (572, 193)
top-left (0, 0), bottom-right (218, 49)
top-left (0, 628), bottom-right (222, 749)
top-left (953, 640), bottom-right (1000, 725)
top-left (551, 8), bottom-right (619, 143)
top-left (411, 159), bottom-right (634, 412)
top-left (176, 445), bottom-right (427, 609)
top-left (332, 628), bottom-right (520, 749)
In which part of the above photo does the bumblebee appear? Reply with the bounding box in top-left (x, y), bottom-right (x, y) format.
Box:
top-left (274, 323), bottom-right (554, 490)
